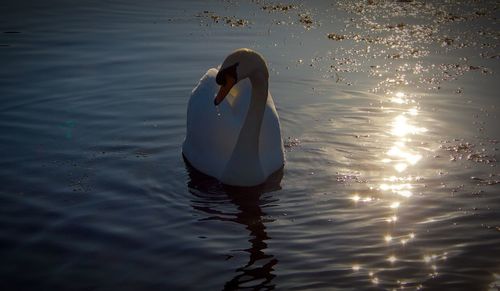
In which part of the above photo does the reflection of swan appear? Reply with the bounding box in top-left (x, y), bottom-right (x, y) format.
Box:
top-left (183, 48), bottom-right (285, 187)
top-left (184, 158), bottom-right (282, 290)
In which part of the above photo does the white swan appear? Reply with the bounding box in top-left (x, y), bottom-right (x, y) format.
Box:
top-left (183, 48), bottom-right (285, 186)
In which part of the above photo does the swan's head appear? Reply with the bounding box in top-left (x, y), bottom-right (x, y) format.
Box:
top-left (214, 48), bottom-right (269, 106)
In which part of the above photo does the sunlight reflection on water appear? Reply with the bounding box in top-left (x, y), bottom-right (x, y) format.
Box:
top-left (382, 91), bottom-right (427, 207)
top-left (343, 88), bottom-right (435, 285)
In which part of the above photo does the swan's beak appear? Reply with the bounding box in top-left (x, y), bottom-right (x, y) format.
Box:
top-left (214, 76), bottom-right (236, 106)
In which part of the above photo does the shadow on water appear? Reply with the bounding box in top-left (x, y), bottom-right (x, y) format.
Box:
top-left (184, 157), bottom-right (283, 290)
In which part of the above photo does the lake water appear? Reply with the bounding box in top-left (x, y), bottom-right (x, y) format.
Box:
top-left (1, 0), bottom-right (499, 290)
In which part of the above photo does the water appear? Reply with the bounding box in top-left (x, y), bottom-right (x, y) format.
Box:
top-left (1, 0), bottom-right (499, 290)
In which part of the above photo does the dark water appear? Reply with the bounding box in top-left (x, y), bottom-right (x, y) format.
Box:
top-left (1, 0), bottom-right (499, 290)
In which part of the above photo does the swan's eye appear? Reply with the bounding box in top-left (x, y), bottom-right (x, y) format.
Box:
top-left (216, 71), bottom-right (226, 86)
top-left (216, 62), bottom-right (239, 86)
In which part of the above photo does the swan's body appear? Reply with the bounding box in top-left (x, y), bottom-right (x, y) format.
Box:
top-left (183, 49), bottom-right (285, 186)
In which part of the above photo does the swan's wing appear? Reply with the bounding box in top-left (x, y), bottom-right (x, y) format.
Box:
top-left (225, 78), bottom-right (252, 123)
top-left (183, 68), bottom-right (240, 179)
top-left (259, 93), bottom-right (285, 175)
top-left (226, 79), bottom-right (284, 175)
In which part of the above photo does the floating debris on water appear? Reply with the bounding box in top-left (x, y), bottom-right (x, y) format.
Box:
top-left (284, 137), bottom-right (301, 150)
top-left (440, 140), bottom-right (497, 165)
top-left (298, 13), bottom-right (314, 29)
top-left (262, 4), bottom-right (295, 12)
top-left (470, 176), bottom-right (500, 185)
top-left (441, 37), bottom-right (454, 47)
top-left (197, 11), bottom-right (249, 27)
top-left (327, 33), bottom-right (346, 41)
top-left (336, 172), bottom-right (366, 184)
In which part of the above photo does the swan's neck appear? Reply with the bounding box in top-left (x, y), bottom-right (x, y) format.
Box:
top-left (221, 73), bottom-right (268, 186)
top-left (239, 74), bottom-right (268, 149)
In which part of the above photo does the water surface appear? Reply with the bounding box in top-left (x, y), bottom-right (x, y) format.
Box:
top-left (1, 0), bottom-right (499, 290)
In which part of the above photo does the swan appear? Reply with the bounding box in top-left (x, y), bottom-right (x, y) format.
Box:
top-left (183, 48), bottom-right (285, 186)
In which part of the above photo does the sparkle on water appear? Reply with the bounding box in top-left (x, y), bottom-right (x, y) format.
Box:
top-left (390, 201), bottom-right (401, 209)
top-left (387, 255), bottom-right (397, 264)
